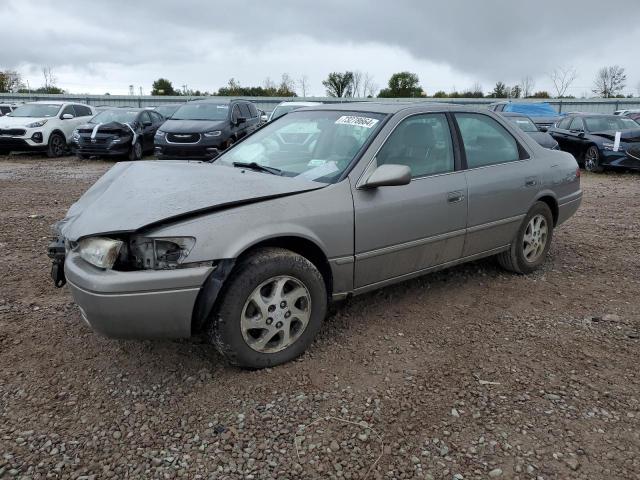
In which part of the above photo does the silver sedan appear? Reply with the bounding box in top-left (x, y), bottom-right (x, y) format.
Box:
top-left (49, 102), bottom-right (582, 368)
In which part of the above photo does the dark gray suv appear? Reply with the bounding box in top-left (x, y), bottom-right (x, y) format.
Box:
top-left (154, 99), bottom-right (260, 160)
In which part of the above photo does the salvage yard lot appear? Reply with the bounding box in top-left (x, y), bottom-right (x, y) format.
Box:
top-left (1, 155), bottom-right (639, 479)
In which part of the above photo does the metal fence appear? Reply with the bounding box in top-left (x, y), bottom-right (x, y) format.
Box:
top-left (1, 92), bottom-right (639, 114)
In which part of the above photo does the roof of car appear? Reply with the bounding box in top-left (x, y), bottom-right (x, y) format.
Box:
top-left (301, 101), bottom-right (468, 114)
top-left (500, 112), bottom-right (532, 118)
top-left (276, 101), bottom-right (323, 107)
top-left (565, 113), bottom-right (621, 118)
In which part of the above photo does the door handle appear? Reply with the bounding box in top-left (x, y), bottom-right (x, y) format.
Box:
top-left (447, 191), bottom-right (464, 203)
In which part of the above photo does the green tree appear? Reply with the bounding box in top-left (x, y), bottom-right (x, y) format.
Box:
top-left (530, 91), bottom-right (551, 98)
top-left (432, 90), bottom-right (447, 98)
top-left (151, 78), bottom-right (178, 96)
top-left (489, 82), bottom-right (508, 98)
top-left (0, 70), bottom-right (23, 93)
top-left (378, 71), bottom-right (423, 98)
top-left (510, 85), bottom-right (522, 98)
top-left (322, 72), bottom-right (354, 97)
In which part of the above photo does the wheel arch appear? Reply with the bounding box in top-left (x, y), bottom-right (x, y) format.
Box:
top-left (49, 129), bottom-right (67, 142)
top-left (190, 235), bottom-right (333, 335)
top-left (534, 193), bottom-right (559, 226)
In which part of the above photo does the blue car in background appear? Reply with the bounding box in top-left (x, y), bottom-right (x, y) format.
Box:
top-left (489, 101), bottom-right (563, 132)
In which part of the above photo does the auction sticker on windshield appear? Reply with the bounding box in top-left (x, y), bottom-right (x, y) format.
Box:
top-left (335, 116), bottom-right (380, 128)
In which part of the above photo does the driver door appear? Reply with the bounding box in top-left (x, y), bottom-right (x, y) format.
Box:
top-left (351, 112), bottom-right (468, 289)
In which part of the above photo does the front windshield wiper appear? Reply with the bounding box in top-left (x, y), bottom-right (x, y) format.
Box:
top-left (232, 161), bottom-right (282, 175)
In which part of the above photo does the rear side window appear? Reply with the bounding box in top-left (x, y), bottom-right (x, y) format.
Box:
top-left (377, 113), bottom-right (454, 178)
top-left (557, 117), bottom-right (572, 130)
top-left (569, 117), bottom-right (584, 131)
top-left (455, 113), bottom-right (521, 168)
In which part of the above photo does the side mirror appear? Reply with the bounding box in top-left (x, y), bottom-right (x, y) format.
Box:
top-left (61, 113), bottom-right (74, 120)
top-left (360, 164), bottom-right (411, 189)
top-left (578, 131), bottom-right (585, 138)
top-left (236, 116), bottom-right (247, 125)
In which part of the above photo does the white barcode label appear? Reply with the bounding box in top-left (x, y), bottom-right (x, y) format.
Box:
top-left (335, 115), bottom-right (379, 129)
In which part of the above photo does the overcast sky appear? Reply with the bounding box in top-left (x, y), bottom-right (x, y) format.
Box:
top-left (2, 0), bottom-right (640, 97)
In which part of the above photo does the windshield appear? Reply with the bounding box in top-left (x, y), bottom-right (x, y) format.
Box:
top-left (270, 105), bottom-right (303, 121)
top-left (509, 116), bottom-right (538, 133)
top-left (172, 103), bottom-right (229, 121)
top-left (90, 110), bottom-right (139, 124)
top-left (9, 104), bottom-right (61, 118)
top-left (584, 116), bottom-right (640, 132)
top-left (216, 110), bottom-right (385, 183)
top-left (155, 105), bottom-right (180, 118)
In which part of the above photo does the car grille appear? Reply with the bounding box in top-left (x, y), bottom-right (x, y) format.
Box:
top-left (166, 133), bottom-right (201, 144)
top-left (160, 146), bottom-right (210, 158)
top-left (627, 145), bottom-right (640, 160)
top-left (0, 128), bottom-right (26, 136)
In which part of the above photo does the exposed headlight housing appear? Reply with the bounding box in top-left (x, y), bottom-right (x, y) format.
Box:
top-left (26, 119), bottom-right (48, 128)
top-left (77, 237), bottom-right (123, 269)
top-left (203, 130), bottom-right (222, 137)
top-left (129, 236), bottom-right (196, 270)
top-left (602, 142), bottom-right (625, 152)
top-left (154, 130), bottom-right (166, 138)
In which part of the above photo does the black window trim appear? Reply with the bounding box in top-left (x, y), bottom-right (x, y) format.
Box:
top-left (451, 111), bottom-right (530, 172)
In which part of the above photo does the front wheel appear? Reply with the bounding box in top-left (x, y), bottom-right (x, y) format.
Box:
top-left (584, 145), bottom-right (603, 173)
top-left (209, 248), bottom-right (327, 368)
top-left (46, 133), bottom-right (67, 158)
top-left (497, 202), bottom-right (554, 274)
top-left (128, 140), bottom-right (143, 161)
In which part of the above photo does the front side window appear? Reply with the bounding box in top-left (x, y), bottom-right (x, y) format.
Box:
top-left (216, 110), bottom-right (385, 183)
top-left (377, 113), bottom-right (454, 177)
top-left (239, 103), bottom-right (251, 118)
top-left (455, 113), bottom-right (520, 168)
top-left (61, 105), bottom-right (76, 117)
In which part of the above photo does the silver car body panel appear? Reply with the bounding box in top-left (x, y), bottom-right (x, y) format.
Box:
top-left (57, 102), bottom-right (582, 339)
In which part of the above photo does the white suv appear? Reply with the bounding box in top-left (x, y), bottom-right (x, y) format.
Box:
top-left (0, 101), bottom-right (95, 157)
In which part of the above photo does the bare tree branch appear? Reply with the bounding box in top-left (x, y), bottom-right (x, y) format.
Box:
top-left (548, 66), bottom-right (577, 97)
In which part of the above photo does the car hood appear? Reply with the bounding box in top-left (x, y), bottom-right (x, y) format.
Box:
top-left (57, 161), bottom-right (325, 241)
top-left (0, 116), bottom-right (46, 127)
top-left (527, 131), bottom-right (558, 149)
top-left (590, 129), bottom-right (640, 142)
top-left (160, 119), bottom-right (226, 133)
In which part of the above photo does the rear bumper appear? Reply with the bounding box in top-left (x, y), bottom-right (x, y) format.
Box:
top-left (64, 252), bottom-right (214, 338)
top-left (557, 192), bottom-right (582, 226)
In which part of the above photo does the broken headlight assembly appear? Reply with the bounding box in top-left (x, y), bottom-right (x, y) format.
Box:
top-left (129, 236), bottom-right (196, 270)
top-left (76, 237), bottom-right (124, 269)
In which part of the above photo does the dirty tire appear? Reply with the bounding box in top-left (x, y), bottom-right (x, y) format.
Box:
top-left (46, 133), bottom-right (66, 158)
top-left (497, 202), bottom-right (554, 274)
top-left (128, 140), bottom-right (143, 161)
top-left (209, 247), bottom-right (327, 368)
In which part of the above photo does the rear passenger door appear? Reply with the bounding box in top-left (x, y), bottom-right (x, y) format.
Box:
top-left (454, 113), bottom-right (539, 257)
top-left (352, 112), bottom-right (468, 288)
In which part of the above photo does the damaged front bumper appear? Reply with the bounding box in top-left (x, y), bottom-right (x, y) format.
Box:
top-left (47, 236), bottom-right (67, 287)
top-left (62, 251), bottom-right (214, 338)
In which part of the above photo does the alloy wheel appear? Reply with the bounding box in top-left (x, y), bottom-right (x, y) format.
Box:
top-left (584, 146), bottom-right (599, 172)
top-left (523, 214), bottom-right (548, 263)
top-left (51, 136), bottom-right (65, 157)
top-left (240, 275), bottom-right (312, 353)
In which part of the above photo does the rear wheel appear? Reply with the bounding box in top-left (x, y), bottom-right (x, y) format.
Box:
top-left (209, 248), bottom-right (327, 368)
top-left (584, 145), bottom-right (603, 173)
top-left (46, 133), bottom-right (66, 158)
top-left (497, 202), bottom-right (554, 274)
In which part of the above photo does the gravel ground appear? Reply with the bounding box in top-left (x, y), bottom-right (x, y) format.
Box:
top-left (1, 154), bottom-right (639, 480)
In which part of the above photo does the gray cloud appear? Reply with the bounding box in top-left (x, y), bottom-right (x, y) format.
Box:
top-left (2, 0), bottom-right (640, 95)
